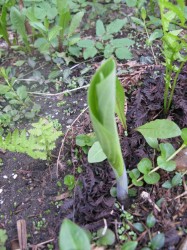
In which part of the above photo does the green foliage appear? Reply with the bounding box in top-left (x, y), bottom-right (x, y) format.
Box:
top-left (88, 141), bottom-right (107, 163)
top-left (158, 0), bottom-right (187, 113)
top-left (136, 119), bottom-right (181, 139)
top-left (0, 118), bottom-right (62, 160)
top-left (0, 229), bottom-right (7, 250)
top-left (97, 228), bottom-right (115, 246)
top-left (88, 57), bottom-right (128, 201)
top-left (149, 233), bottom-right (165, 250)
top-left (121, 241), bottom-right (138, 250)
top-left (162, 172), bottom-right (182, 189)
top-left (146, 213), bottom-right (156, 228)
top-left (77, 18), bottom-right (134, 60)
top-left (59, 219), bottom-right (91, 250)
top-left (0, 67), bottom-right (41, 132)
top-left (64, 175), bottom-right (75, 190)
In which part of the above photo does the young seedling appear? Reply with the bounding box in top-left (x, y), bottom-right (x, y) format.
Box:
top-left (88, 58), bottom-right (128, 205)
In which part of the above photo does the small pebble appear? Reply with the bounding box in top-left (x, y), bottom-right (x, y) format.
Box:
top-left (0, 188), bottom-right (3, 194)
top-left (3, 175), bottom-right (8, 179)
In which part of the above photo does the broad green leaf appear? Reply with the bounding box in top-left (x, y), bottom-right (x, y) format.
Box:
top-left (159, 143), bottom-right (175, 159)
top-left (16, 86), bottom-right (27, 100)
top-left (59, 219), bottom-right (91, 250)
top-left (181, 128), bottom-right (187, 145)
top-left (104, 44), bottom-right (114, 58)
top-left (112, 38), bottom-right (135, 48)
top-left (125, 0), bottom-right (137, 7)
top-left (83, 47), bottom-right (97, 59)
top-left (132, 223), bottom-right (145, 232)
top-left (106, 19), bottom-right (126, 34)
top-left (137, 158), bottom-right (152, 175)
top-left (0, 85), bottom-right (10, 94)
top-left (136, 119), bottom-right (181, 139)
top-left (129, 169), bottom-right (140, 179)
top-left (68, 11), bottom-right (84, 38)
top-left (146, 213), bottom-right (156, 228)
top-left (48, 26), bottom-right (62, 42)
top-left (76, 134), bottom-right (96, 147)
top-left (157, 156), bottom-right (176, 171)
top-left (131, 17), bottom-right (145, 27)
top-left (88, 141), bottom-right (107, 163)
top-left (88, 58), bottom-right (127, 179)
top-left (29, 21), bottom-right (47, 33)
top-left (10, 7), bottom-right (29, 49)
top-left (97, 228), bottom-right (115, 246)
top-left (115, 78), bottom-right (127, 129)
top-left (144, 137), bottom-right (159, 149)
top-left (162, 180), bottom-right (172, 189)
top-left (96, 20), bottom-right (105, 37)
top-left (115, 47), bottom-right (132, 60)
top-left (150, 233), bottom-right (165, 250)
top-left (144, 172), bottom-right (160, 184)
top-left (77, 39), bottom-right (95, 48)
top-left (121, 241), bottom-right (138, 250)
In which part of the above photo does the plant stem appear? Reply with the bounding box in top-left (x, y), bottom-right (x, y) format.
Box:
top-left (129, 144), bottom-right (186, 188)
top-left (166, 61), bottom-right (185, 113)
top-left (116, 164), bottom-right (129, 207)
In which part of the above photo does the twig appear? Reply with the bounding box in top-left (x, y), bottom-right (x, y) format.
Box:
top-left (141, 191), bottom-right (161, 212)
top-left (36, 238), bottom-right (54, 247)
top-left (56, 107), bottom-right (88, 177)
top-left (28, 84), bottom-right (90, 97)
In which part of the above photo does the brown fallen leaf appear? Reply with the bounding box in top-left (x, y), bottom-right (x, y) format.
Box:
top-left (53, 192), bottom-right (69, 201)
top-left (174, 148), bottom-right (187, 172)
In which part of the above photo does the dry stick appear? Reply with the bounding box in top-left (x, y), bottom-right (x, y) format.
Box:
top-left (128, 144), bottom-right (186, 189)
top-left (28, 84), bottom-right (90, 97)
top-left (56, 107), bottom-right (89, 177)
top-left (35, 239), bottom-right (54, 247)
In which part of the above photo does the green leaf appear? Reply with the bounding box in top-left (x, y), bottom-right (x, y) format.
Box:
top-left (131, 17), bottom-right (145, 27)
top-left (76, 134), bottom-right (96, 147)
top-left (121, 241), bottom-right (138, 250)
top-left (132, 223), bottom-right (145, 232)
top-left (159, 143), bottom-right (175, 159)
top-left (115, 47), bottom-right (132, 60)
top-left (104, 44), bottom-right (114, 58)
top-left (150, 233), bottom-right (165, 250)
top-left (141, 7), bottom-right (146, 20)
top-left (144, 172), bottom-right (160, 184)
top-left (144, 137), bottom-right (159, 149)
top-left (88, 141), bottom-right (107, 163)
top-left (162, 180), bottom-right (173, 189)
top-left (129, 169), bottom-right (140, 179)
top-left (157, 156), bottom-right (176, 172)
top-left (68, 11), bottom-right (84, 38)
top-left (16, 86), bottom-right (27, 100)
top-left (181, 128), bottom-right (187, 145)
top-left (171, 172), bottom-right (182, 186)
top-left (88, 58), bottom-right (127, 179)
top-left (97, 228), bottom-right (115, 246)
top-left (10, 7), bottom-right (29, 49)
top-left (147, 29), bottom-right (163, 45)
top-left (64, 175), bottom-right (75, 190)
top-left (146, 213), bottom-right (156, 228)
top-left (96, 20), bottom-right (105, 36)
top-left (111, 38), bottom-right (135, 48)
top-left (29, 21), bottom-right (48, 33)
top-left (48, 26), bottom-right (62, 42)
top-left (136, 119), bottom-right (181, 139)
top-left (59, 219), bottom-right (91, 250)
top-left (77, 39), bottom-right (95, 48)
top-left (137, 158), bottom-right (152, 175)
top-left (115, 78), bottom-right (127, 129)
top-left (83, 47), bottom-right (97, 59)
top-left (132, 178), bottom-right (144, 187)
top-left (125, 0), bottom-right (137, 7)
top-left (0, 85), bottom-right (10, 94)
top-left (106, 19), bottom-right (126, 34)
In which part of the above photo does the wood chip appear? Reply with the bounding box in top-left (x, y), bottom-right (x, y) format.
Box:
top-left (17, 219), bottom-right (27, 250)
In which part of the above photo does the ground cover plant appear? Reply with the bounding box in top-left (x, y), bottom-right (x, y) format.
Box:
top-left (0, 0), bottom-right (187, 249)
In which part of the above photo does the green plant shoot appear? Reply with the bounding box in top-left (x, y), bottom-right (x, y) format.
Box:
top-left (88, 57), bottom-right (128, 204)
